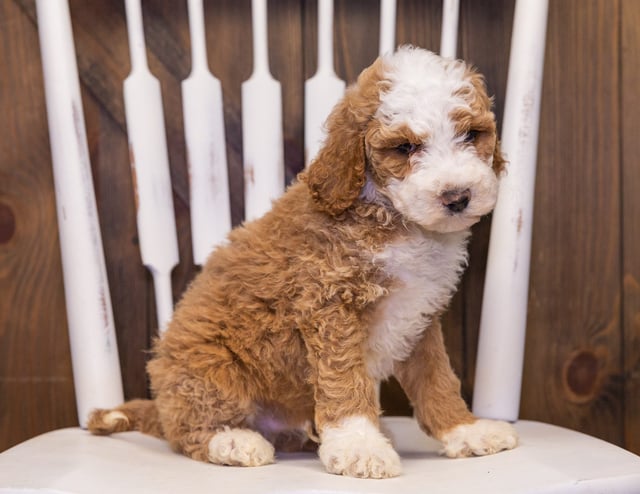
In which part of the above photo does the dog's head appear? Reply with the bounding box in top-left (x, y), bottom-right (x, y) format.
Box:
top-left (303, 46), bottom-right (505, 233)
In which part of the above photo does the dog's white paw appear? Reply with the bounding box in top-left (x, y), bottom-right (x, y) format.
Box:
top-left (208, 428), bottom-right (275, 467)
top-left (319, 416), bottom-right (402, 479)
top-left (440, 419), bottom-right (518, 458)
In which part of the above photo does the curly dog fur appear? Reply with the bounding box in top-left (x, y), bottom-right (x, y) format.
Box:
top-left (88, 46), bottom-right (517, 479)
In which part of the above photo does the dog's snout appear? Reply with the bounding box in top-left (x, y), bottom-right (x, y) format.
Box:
top-left (441, 189), bottom-right (471, 213)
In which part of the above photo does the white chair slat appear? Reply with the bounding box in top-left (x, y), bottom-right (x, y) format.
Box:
top-left (474, 0), bottom-right (550, 422)
top-left (304, 0), bottom-right (345, 167)
top-left (242, 0), bottom-right (285, 222)
top-left (183, 0), bottom-right (232, 265)
top-left (123, 0), bottom-right (179, 332)
top-left (35, 0), bottom-right (123, 427)
top-left (439, 0), bottom-right (460, 59)
top-left (379, 0), bottom-right (397, 56)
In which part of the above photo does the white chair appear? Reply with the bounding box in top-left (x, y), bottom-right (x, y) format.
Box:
top-left (1, 1), bottom-right (639, 493)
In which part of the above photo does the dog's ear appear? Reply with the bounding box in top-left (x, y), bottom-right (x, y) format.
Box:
top-left (302, 58), bottom-right (386, 216)
top-left (492, 138), bottom-right (507, 175)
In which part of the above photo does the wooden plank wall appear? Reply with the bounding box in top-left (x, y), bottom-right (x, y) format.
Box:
top-left (1, 0), bottom-right (638, 454)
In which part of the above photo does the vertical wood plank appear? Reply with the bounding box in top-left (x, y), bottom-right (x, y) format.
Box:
top-left (334, 0), bottom-right (380, 82)
top-left (621, 0), bottom-right (640, 456)
top-left (521, 0), bottom-right (624, 446)
top-left (0, 0), bottom-right (77, 448)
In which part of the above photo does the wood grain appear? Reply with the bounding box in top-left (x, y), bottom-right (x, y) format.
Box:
top-left (2, 0), bottom-right (639, 455)
top-left (521, 0), bottom-right (624, 445)
top-left (0, 0), bottom-right (77, 448)
top-left (621, 0), bottom-right (640, 455)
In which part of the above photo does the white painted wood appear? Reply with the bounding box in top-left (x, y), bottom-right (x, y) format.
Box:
top-left (379, 0), bottom-right (397, 56)
top-left (473, 0), bottom-right (549, 422)
top-left (242, 0), bottom-right (285, 222)
top-left (304, 0), bottom-right (345, 166)
top-left (2, 418), bottom-right (640, 493)
top-left (182, 0), bottom-right (231, 266)
top-left (123, 0), bottom-right (179, 332)
top-left (440, 0), bottom-right (459, 59)
top-left (35, 0), bottom-right (123, 427)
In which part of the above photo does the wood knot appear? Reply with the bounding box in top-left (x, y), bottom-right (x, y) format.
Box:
top-left (563, 349), bottom-right (601, 403)
top-left (0, 202), bottom-right (16, 244)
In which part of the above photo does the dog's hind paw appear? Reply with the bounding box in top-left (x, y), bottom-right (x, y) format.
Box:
top-left (208, 428), bottom-right (275, 467)
top-left (319, 416), bottom-right (402, 479)
top-left (440, 418), bottom-right (518, 458)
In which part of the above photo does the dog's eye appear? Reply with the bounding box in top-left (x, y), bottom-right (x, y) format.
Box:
top-left (463, 130), bottom-right (480, 143)
top-left (395, 142), bottom-right (418, 154)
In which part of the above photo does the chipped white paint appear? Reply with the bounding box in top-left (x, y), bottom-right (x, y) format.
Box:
top-left (379, 0), bottom-right (397, 56)
top-left (474, 0), bottom-right (549, 421)
top-left (440, 0), bottom-right (460, 59)
top-left (182, 0), bottom-right (231, 266)
top-left (242, 0), bottom-right (285, 221)
top-left (35, 0), bottom-right (123, 426)
top-left (304, 0), bottom-right (345, 166)
top-left (123, 0), bottom-right (179, 332)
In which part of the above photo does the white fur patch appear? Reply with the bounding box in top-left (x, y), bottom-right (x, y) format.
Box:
top-left (373, 46), bottom-right (499, 233)
top-left (440, 419), bottom-right (518, 458)
top-left (208, 428), bottom-right (275, 467)
top-left (103, 411), bottom-right (129, 427)
top-left (366, 229), bottom-right (469, 379)
top-left (319, 415), bottom-right (402, 478)
top-left (378, 47), bottom-right (471, 136)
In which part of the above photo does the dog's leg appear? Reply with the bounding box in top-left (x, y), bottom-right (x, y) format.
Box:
top-left (394, 318), bottom-right (518, 457)
top-left (156, 391), bottom-right (276, 466)
top-left (148, 351), bottom-right (276, 468)
top-left (306, 320), bottom-right (402, 479)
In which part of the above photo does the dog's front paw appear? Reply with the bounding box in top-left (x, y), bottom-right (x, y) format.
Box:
top-left (440, 418), bottom-right (518, 458)
top-left (318, 416), bottom-right (402, 479)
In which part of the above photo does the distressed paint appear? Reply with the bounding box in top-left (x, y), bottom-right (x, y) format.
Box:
top-left (473, 0), bottom-right (549, 421)
top-left (304, 0), bottom-right (345, 167)
top-left (242, 0), bottom-right (285, 222)
top-left (182, 0), bottom-right (231, 266)
top-left (123, 0), bottom-right (179, 332)
top-left (35, 0), bottom-right (123, 426)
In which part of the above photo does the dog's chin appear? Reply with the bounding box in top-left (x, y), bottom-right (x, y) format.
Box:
top-left (417, 212), bottom-right (485, 234)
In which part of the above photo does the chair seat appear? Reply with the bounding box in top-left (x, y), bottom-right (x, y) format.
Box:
top-left (1, 417), bottom-right (639, 493)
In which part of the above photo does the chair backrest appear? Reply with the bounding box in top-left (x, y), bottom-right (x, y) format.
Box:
top-left (36, 0), bottom-right (547, 428)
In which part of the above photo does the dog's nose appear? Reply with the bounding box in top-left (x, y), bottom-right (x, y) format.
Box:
top-left (441, 189), bottom-right (471, 213)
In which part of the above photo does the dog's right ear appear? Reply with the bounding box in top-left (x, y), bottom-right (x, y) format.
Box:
top-left (302, 58), bottom-right (386, 217)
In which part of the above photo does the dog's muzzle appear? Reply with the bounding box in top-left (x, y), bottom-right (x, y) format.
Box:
top-left (441, 189), bottom-right (471, 213)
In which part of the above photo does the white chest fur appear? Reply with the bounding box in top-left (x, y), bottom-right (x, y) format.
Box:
top-left (366, 228), bottom-right (470, 380)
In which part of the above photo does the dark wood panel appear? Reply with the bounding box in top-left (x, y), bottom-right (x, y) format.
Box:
top-left (621, 0), bottom-right (640, 455)
top-left (0, 0), bottom-right (77, 448)
top-left (522, 0), bottom-right (624, 445)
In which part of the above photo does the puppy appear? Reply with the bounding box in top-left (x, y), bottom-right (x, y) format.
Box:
top-left (88, 46), bottom-right (518, 479)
